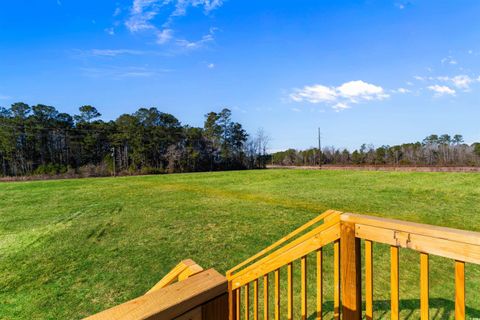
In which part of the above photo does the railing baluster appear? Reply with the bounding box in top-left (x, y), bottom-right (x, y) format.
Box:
top-left (391, 246), bottom-right (399, 320)
top-left (287, 263), bottom-right (293, 320)
top-left (236, 288), bottom-right (241, 320)
top-left (245, 283), bottom-right (250, 320)
top-left (334, 240), bottom-right (340, 320)
top-left (316, 248), bottom-right (323, 320)
top-left (264, 274), bottom-right (269, 320)
top-left (274, 269), bottom-right (280, 320)
top-left (420, 253), bottom-right (429, 320)
top-left (365, 240), bottom-right (373, 320)
top-left (301, 255), bottom-right (307, 320)
top-left (254, 279), bottom-right (258, 320)
top-left (455, 261), bottom-right (465, 320)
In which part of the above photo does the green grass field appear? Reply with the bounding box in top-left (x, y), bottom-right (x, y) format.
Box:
top-left (1, 169), bottom-right (480, 319)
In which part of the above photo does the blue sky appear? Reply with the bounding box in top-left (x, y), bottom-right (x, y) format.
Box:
top-left (1, 0), bottom-right (479, 151)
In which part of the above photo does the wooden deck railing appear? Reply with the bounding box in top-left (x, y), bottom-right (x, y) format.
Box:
top-left (85, 261), bottom-right (227, 320)
top-left (227, 210), bottom-right (480, 320)
top-left (87, 210), bottom-right (480, 319)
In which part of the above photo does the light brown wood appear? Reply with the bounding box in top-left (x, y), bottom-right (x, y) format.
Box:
top-left (274, 269), bottom-right (280, 320)
top-left (355, 223), bottom-right (480, 264)
top-left (147, 259), bottom-right (202, 294)
top-left (316, 248), bottom-right (323, 320)
top-left (340, 222), bottom-right (361, 320)
top-left (301, 255), bottom-right (307, 320)
top-left (229, 216), bottom-right (341, 285)
top-left (333, 240), bottom-right (340, 320)
top-left (455, 261), bottom-right (465, 320)
top-left (85, 269), bottom-right (227, 320)
top-left (342, 213), bottom-right (480, 246)
top-left (236, 289), bottom-right (240, 320)
top-left (263, 274), bottom-right (269, 320)
top-left (253, 279), bottom-right (258, 320)
top-left (244, 283), bottom-right (250, 320)
top-left (231, 223), bottom-right (340, 289)
top-left (391, 246), bottom-right (399, 320)
top-left (365, 240), bottom-right (373, 320)
top-left (420, 253), bottom-right (429, 320)
top-left (227, 210), bottom-right (342, 277)
top-left (287, 263), bottom-right (293, 320)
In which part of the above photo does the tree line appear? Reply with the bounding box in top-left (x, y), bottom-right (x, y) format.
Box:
top-left (0, 103), bottom-right (270, 177)
top-left (272, 134), bottom-right (480, 167)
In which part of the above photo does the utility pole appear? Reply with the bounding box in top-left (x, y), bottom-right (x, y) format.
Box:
top-left (111, 147), bottom-right (116, 177)
top-left (318, 127), bottom-right (322, 168)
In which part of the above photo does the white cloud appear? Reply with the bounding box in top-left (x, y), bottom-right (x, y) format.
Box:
top-left (332, 103), bottom-right (350, 111)
top-left (414, 75), bottom-right (425, 81)
top-left (176, 31), bottom-right (214, 49)
top-left (428, 84), bottom-right (455, 96)
top-left (291, 108), bottom-right (301, 112)
top-left (113, 7), bottom-right (122, 17)
top-left (290, 84), bottom-right (337, 103)
top-left (80, 66), bottom-right (171, 79)
top-left (157, 28), bottom-right (173, 44)
top-left (441, 56), bottom-right (458, 65)
top-left (337, 80), bottom-right (389, 101)
top-left (0, 94), bottom-right (10, 100)
top-left (207, 63), bottom-right (215, 69)
top-left (394, 88), bottom-right (410, 94)
top-left (104, 27), bottom-right (115, 35)
top-left (290, 80), bottom-right (388, 111)
top-left (125, 0), bottom-right (223, 49)
top-left (89, 49), bottom-right (145, 57)
top-left (451, 75), bottom-right (474, 90)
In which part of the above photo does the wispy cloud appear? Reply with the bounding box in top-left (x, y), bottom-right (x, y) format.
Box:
top-left (290, 80), bottom-right (389, 111)
top-left (125, 0), bottom-right (223, 49)
top-left (88, 49), bottom-right (146, 57)
top-left (441, 56), bottom-right (458, 65)
top-left (0, 94), bottom-right (11, 100)
top-left (175, 28), bottom-right (215, 49)
top-left (428, 84), bottom-right (456, 97)
top-left (80, 66), bottom-right (170, 79)
top-left (413, 73), bottom-right (478, 93)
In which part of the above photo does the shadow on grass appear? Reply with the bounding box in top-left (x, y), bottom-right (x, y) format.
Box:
top-left (306, 298), bottom-right (480, 319)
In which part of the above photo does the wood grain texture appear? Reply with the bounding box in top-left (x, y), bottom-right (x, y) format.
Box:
top-left (85, 269), bottom-right (227, 320)
top-left (420, 253), bottom-right (429, 320)
top-left (333, 240), bottom-right (340, 320)
top-left (253, 280), bottom-right (258, 320)
top-left (231, 222), bottom-right (340, 289)
top-left (287, 263), bottom-right (293, 320)
top-left (263, 274), bottom-right (269, 320)
top-left (274, 269), bottom-right (280, 320)
top-left (301, 256), bottom-right (307, 320)
top-left (316, 249), bottom-right (323, 320)
top-left (226, 210), bottom-right (341, 276)
top-left (340, 222), bottom-right (361, 320)
top-left (455, 261), bottom-right (465, 320)
top-left (365, 240), bottom-right (373, 320)
top-left (391, 246), bottom-right (399, 320)
top-left (244, 283), bottom-right (249, 320)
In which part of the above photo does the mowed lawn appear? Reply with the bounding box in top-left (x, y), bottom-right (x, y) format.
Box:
top-left (1, 169), bottom-right (480, 319)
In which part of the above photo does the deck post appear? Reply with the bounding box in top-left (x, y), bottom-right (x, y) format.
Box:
top-left (340, 221), bottom-right (362, 320)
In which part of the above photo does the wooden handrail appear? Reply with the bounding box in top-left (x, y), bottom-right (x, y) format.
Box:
top-left (146, 259), bottom-right (203, 294)
top-left (342, 213), bottom-right (480, 264)
top-left (226, 209), bottom-right (341, 277)
top-left (85, 269), bottom-right (227, 320)
top-left (228, 212), bottom-right (341, 286)
top-left (228, 210), bottom-right (480, 320)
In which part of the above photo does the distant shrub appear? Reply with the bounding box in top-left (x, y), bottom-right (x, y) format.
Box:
top-left (34, 164), bottom-right (68, 175)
